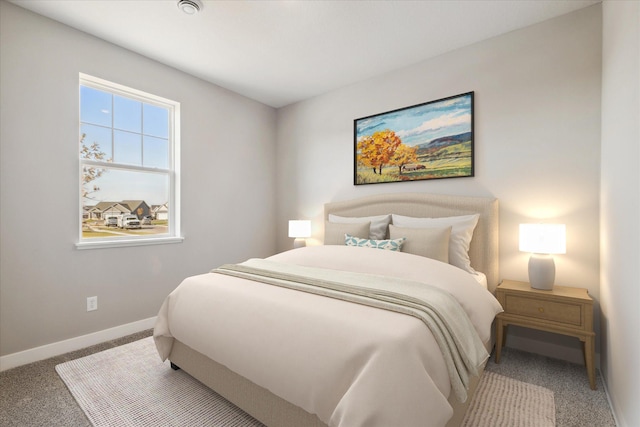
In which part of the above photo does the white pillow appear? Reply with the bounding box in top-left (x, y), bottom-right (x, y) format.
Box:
top-left (391, 213), bottom-right (480, 273)
top-left (389, 225), bottom-right (451, 263)
top-left (344, 234), bottom-right (405, 252)
top-left (328, 214), bottom-right (391, 240)
top-left (324, 221), bottom-right (370, 245)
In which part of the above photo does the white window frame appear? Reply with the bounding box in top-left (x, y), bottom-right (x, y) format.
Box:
top-left (76, 73), bottom-right (182, 249)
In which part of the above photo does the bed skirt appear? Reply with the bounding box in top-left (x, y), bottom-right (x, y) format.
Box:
top-left (168, 339), bottom-right (486, 427)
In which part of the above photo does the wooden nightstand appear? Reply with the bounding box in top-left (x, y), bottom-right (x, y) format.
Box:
top-left (495, 279), bottom-right (596, 390)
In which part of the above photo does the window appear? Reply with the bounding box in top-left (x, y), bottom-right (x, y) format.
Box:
top-left (77, 74), bottom-right (181, 249)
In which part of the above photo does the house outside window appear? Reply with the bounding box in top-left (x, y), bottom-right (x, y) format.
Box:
top-left (77, 73), bottom-right (182, 249)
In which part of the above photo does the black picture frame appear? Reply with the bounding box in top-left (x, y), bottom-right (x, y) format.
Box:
top-left (354, 92), bottom-right (474, 185)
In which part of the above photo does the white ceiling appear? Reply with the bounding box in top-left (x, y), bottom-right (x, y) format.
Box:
top-left (11, 0), bottom-right (599, 108)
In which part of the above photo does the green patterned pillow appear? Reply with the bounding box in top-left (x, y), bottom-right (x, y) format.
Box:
top-left (344, 234), bottom-right (405, 251)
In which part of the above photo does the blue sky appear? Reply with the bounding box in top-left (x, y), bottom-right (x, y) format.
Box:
top-left (355, 93), bottom-right (472, 147)
top-left (80, 86), bottom-right (170, 206)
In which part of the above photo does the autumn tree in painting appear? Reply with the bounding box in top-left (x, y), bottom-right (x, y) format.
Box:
top-left (356, 134), bottom-right (377, 173)
top-left (390, 143), bottom-right (418, 174)
top-left (356, 130), bottom-right (402, 174)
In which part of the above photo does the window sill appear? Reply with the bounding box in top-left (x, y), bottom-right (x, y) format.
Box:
top-left (75, 236), bottom-right (184, 250)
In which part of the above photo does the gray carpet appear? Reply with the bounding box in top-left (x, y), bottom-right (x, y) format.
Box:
top-left (485, 347), bottom-right (616, 427)
top-left (0, 330), bottom-right (152, 427)
top-left (0, 330), bottom-right (616, 427)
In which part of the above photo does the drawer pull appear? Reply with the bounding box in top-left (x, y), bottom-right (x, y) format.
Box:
top-left (538, 307), bottom-right (544, 313)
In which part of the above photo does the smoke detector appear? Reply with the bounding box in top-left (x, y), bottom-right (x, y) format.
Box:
top-left (177, 0), bottom-right (202, 15)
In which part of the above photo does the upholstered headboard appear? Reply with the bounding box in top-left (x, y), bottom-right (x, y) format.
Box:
top-left (324, 193), bottom-right (499, 293)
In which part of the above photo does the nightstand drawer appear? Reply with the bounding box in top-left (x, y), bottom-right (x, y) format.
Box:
top-left (504, 295), bottom-right (582, 326)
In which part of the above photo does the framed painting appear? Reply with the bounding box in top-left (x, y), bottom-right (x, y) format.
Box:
top-left (354, 92), bottom-right (474, 185)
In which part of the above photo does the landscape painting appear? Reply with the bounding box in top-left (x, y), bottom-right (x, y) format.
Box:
top-left (354, 92), bottom-right (474, 185)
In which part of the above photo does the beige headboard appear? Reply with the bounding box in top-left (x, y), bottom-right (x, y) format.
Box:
top-left (324, 193), bottom-right (499, 293)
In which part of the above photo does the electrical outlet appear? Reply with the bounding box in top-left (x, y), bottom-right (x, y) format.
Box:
top-left (87, 296), bottom-right (98, 312)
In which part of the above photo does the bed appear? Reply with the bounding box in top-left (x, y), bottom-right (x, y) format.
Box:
top-left (154, 192), bottom-right (501, 427)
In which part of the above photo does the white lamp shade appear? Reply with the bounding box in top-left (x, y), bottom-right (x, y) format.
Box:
top-left (519, 224), bottom-right (566, 254)
top-left (288, 220), bottom-right (311, 238)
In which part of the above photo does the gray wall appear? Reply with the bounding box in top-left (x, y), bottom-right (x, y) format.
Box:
top-left (276, 5), bottom-right (602, 363)
top-left (600, 2), bottom-right (640, 427)
top-left (0, 1), bottom-right (277, 357)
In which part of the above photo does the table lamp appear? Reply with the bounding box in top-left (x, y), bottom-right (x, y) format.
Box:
top-left (519, 223), bottom-right (566, 290)
top-left (288, 220), bottom-right (311, 248)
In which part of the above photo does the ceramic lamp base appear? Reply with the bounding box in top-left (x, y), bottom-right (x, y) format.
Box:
top-left (528, 254), bottom-right (555, 290)
top-left (293, 238), bottom-right (306, 249)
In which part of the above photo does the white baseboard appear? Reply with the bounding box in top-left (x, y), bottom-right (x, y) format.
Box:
top-left (600, 372), bottom-right (623, 427)
top-left (0, 316), bottom-right (156, 372)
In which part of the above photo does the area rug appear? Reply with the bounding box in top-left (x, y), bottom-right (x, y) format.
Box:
top-left (56, 337), bottom-right (555, 427)
top-left (462, 371), bottom-right (555, 427)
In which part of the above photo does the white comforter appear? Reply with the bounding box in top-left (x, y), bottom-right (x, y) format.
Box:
top-left (154, 245), bottom-right (503, 427)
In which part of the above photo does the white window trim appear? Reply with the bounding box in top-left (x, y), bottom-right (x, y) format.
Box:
top-left (76, 73), bottom-right (182, 249)
top-left (76, 236), bottom-right (184, 250)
